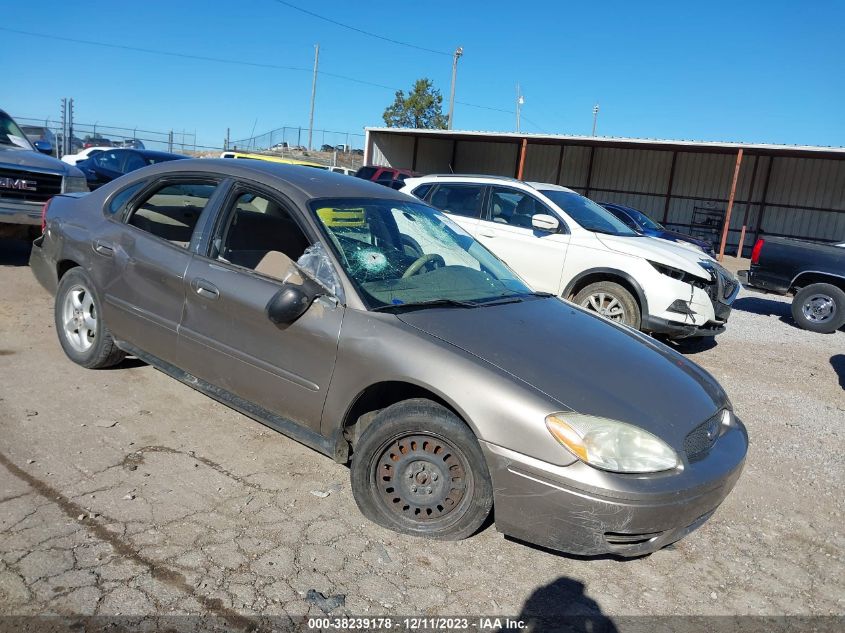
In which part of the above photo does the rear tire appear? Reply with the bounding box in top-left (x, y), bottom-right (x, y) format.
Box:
top-left (790, 283), bottom-right (845, 334)
top-left (350, 399), bottom-right (492, 541)
top-left (573, 281), bottom-right (641, 330)
top-left (55, 268), bottom-right (126, 368)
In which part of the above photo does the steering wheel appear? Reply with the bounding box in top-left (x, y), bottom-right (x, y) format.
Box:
top-left (402, 253), bottom-right (446, 278)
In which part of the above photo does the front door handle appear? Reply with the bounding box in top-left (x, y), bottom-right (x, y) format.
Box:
top-left (478, 230), bottom-right (496, 238)
top-left (93, 240), bottom-right (115, 256)
top-left (192, 278), bottom-right (219, 300)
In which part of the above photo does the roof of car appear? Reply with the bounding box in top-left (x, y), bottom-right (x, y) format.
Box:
top-left (407, 174), bottom-right (577, 194)
top-left (134, 158), bottom-right (414, 203)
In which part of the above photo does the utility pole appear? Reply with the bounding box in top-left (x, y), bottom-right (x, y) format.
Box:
top-left (68, 98), bottom-right (74, 153)
top-left (225, 127), bottom-right (230, 151)
top-left (447, 46), bottom-right (463, 130)
top-left (60, 98), bottom-right (67, 156)
top-left (307, 44), bottom-right (320, 150)
top-left (516, 84), bottom-right (524, 133)
top-left (592, 103), bottom-right (600, 136)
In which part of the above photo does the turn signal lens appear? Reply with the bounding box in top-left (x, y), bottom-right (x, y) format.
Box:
top-left (545, 413), bottom-right (679, 473)
top-left (545, 416), bottom-right (588, 461)
top-left (40, 198), bottom-right (52, 233)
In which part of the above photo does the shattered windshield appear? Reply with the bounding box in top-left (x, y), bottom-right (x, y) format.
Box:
top-left (309, 198), bottom-right (531, 309)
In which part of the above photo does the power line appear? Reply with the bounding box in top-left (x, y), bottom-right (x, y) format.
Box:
top-left (0, 27), bottom-right (549, 131)
top-left (269, 0), bottom-right (451, 56)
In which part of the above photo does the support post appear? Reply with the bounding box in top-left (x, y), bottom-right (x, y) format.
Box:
top-left (736, 154), bottom-right (760, 257)
top-left (662, 150), bottom-right (678, 224)
top-left (307, 44), bottom-right (319, 150)
top-left (584, 146), bottom-right (595, 197)
top-left (717, 148), bottom-right (744, 262)
top-left (516, 138), bottom-right (528, 180)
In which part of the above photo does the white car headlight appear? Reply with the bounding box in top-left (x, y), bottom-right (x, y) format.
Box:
top-left (545, 413), bottom-right (679, 473)
top-left (63, 176), bottom-right (89, 193)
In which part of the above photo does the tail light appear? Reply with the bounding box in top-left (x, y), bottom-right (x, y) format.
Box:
top-left (750, 238), bottom-right (765, 264)
top-left (40, 198), bottom-right (53, 233)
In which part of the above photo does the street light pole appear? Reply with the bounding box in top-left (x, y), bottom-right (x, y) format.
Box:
top-left (307, 44), bottom-right (320, 150)
top-left (447, 46), bottom-right (463, 130)
top-left (592, 104), bottom-right (600, 136)
top-left (516, 84), bottom-right (524, 133)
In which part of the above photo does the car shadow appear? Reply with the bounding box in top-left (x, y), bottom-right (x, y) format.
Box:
top-left (663, 336), bottom-right (718, 355)
top-left (732, 295), bottom-right (791, 318)
top-left (832, 355), bottom-right (845, 391)
top-left (105, 356), bottom-right (147, 370)
top-left (499, 576), bottom-right (619, 633)
top-left (0, 238), bottom-right (33, 266)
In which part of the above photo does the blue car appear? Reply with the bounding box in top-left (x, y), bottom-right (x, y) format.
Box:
top-left (601, 202), bottom-right (716, 257)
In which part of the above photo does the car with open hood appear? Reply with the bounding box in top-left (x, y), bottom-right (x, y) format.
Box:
top-left (29, 159), bottom-right (747, 556)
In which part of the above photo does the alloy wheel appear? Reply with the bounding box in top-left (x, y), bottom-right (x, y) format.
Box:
top-left (581, 292), bottom-right (627, 322)
top-left (62, 284), bottom-right (97, 352)
top-left (801, 294), bottom-right (836, 323)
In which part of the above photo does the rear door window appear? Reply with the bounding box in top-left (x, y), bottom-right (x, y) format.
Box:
top-left (428, 184), bottom-right (485, 219)
top-left (127, 181), bottom-right (217, 248)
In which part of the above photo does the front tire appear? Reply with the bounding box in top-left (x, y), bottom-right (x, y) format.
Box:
top-left (55, 268), bottom-right (126, 368)
top-left (350, 399), bottom-right (492, 541)
top-left (790, 283), bottom-right (845, 333)
top-left (573, 281), bottom-right (641, 330)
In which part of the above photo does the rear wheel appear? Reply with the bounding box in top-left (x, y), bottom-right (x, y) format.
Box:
top-left (791, 283), bottom-right (845, 334)
top-left (350, 399), bottom-right (492, 541)
top-left (573, 281), bottom-right (641, 330)
top-left (55, 268), bottom-right (126, 368)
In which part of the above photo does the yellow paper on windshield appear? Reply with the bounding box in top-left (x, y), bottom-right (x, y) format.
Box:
top-left (317, 207), bottom-right (366, 228)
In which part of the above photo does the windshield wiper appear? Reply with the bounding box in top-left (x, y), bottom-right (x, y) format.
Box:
top-left (371, 298), bottom-right (480, 312)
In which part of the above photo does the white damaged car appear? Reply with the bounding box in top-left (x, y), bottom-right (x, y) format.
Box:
top-left (402, 175), bottom-right (739, 339)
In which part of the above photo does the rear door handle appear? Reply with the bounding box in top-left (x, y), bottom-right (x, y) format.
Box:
top-left (192, 278), bottom-right (219, 300)
top-left (93, 240), bottom-right (115, 256)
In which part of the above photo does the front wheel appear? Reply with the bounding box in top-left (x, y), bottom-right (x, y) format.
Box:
top-left (350, 399), bottom-right (492, 541)
top-left (572, 281), bottom-right (641, 330)
top-left (55, 268), bottom-right (126, 368)
top-left (791, 283), bottom-right (845, 334)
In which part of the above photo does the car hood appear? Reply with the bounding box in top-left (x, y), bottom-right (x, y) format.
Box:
top-left (657, 228), bottom-right (709, 247)
top-left (0, 144), bottom-right (78, 175)
top-left (593, 232), bottom-right (712, 280)
top-left (398, 297), bottom-right (728, 447)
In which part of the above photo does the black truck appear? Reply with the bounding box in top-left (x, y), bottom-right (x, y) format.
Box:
top-left (739, 237), bottom-right (845, 333)
top-left (0, 109), bottom-right (88, 239)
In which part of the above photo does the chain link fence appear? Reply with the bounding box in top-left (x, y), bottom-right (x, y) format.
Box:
top-left (13, 116), bottom-right (365, 169)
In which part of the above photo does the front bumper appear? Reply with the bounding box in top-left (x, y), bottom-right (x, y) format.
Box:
top-left (643, 314), bottom-right (727, 338)
top-left (481, 419), bottom-right (747, 556)
top-left (0, 198), bottom-right (42, 225)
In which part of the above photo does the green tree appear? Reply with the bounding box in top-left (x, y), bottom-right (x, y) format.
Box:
top-left (383, 78), bottom-right (447, 129)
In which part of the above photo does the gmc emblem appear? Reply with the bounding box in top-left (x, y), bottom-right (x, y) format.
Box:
top-left (0, 177), bottom-right (37, 192)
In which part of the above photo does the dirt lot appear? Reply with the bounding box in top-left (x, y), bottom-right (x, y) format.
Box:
top-left (0, 238), bottom-right (842, 628)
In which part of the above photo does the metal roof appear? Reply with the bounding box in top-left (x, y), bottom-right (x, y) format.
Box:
top-left (365, 127), bottom-right (845, 158)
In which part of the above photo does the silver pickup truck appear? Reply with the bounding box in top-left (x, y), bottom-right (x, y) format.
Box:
top-left (0, 109), bottom-right (88, 239)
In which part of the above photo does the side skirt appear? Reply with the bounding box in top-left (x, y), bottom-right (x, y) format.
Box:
top-left (117, 341), bottom-right (349, 463)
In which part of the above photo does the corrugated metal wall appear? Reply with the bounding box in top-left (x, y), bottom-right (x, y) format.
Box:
top-left (369, 131), bottom-right (845, 255)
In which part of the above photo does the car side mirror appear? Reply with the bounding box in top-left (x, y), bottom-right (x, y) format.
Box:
top-left (532, 214), bottom-right (559, 233)
top-left (266, 278), bottom-right (323, 325)
top-left (34, 140), bottom-right (53, 155)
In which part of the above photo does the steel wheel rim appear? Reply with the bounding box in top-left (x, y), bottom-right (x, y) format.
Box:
top-left (372, 432), bottom-right (473, 527)
top-left (801, 294), bottom-right (836, 323)
top-left (62, 284), bottom-right (97, 352)
top-left (581, 292), bottom-right (627, 322)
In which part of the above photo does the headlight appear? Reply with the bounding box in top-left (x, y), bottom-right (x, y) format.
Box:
top-left (63, 176), bottom-right (89, 193)
top-left (545, 413), bottom-right (679, 473)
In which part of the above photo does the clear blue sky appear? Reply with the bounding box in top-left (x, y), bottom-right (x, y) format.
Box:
top-left (3, 0), bottom-right (844, 149)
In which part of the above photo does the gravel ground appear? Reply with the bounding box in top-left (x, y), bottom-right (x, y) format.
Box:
top-left (0, 238), bottom-right (842, 628)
